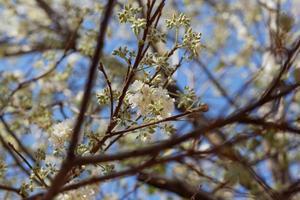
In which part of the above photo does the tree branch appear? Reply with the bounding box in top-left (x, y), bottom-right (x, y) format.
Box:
top-left (137, 172), bottom-right (220, 200)
top-left (41, 1), bottom-right (116, 199)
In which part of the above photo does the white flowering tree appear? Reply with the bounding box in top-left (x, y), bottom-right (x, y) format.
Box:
top-left (1, 0), bottom-right (300, 199)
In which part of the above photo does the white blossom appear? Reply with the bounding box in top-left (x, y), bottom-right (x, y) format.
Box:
top-left (257, 52), bottom-right (281, 86)
top-left (129, 80), bottom-right (144, 92)
top-left (152, 86), bottom-right (175, 119)
top-left (56, 184), bottom-right (99, 200)
top-left (127, 80), bottom-right (174, 118)
top-left (49, 119), bottom-right (73, 149)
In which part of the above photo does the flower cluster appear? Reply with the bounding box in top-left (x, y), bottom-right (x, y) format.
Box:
top-left (56, 184), bottom-right (98, 200)
top-left (183, 28), bottom-right (201, 57)
top-left (48, 119), bottom-right (73, 149)
top-left (118, 5), bottom-right (146, 35)
top-left (127, 80), bottom-right (174, 119)
top-left (166, 13), bottom-right (191, 29)
top-left (165, 13), bottom-right (201, 58)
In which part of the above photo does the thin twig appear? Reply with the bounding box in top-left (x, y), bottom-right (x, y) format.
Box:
top-left (98, 62), bottom-right (114, 120)
top-left (8, 143), bottom-right (49, 188)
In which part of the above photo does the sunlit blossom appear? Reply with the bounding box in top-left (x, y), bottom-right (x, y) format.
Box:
top-left (49, 119), bottom-right (73, 149)
top-left (56, 184), bottom-right (99, 200)
top-left (127, 80), bottom-right (174, 118)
